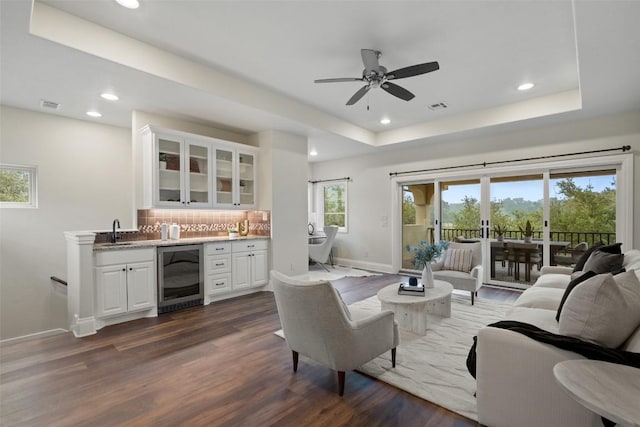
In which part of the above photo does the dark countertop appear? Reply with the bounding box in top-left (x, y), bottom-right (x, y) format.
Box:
top-left (94, 235), bottom-right (269, 251)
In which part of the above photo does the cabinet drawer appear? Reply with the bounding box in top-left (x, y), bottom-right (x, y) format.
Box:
top-left (95, 248), bottom-right (155, 266)
top-left (232, 239), bottom-right (269, 252)
top-left (205, 242), bottom-right (231, 255)
top-left (206, 274), bottom-right (231, 295)
top-left (206, 254), bottom-right (231, 274)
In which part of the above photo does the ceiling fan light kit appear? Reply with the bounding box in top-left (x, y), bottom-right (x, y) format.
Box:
top-left (314, 49), bottom-right (439, 106)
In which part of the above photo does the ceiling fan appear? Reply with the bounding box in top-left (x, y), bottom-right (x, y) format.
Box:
top-left (314, 49), bottom-right (439, 106)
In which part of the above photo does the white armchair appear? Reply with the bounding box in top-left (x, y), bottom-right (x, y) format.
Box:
top-left (308, 225), bottom-right (338, 271)
top-left (431, 241), bottom-right (483, 304)
top-left (271, 270), bottom-right (399, 395)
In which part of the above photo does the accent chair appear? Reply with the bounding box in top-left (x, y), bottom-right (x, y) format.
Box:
top-left (271, 270), bottom-right (399, 396)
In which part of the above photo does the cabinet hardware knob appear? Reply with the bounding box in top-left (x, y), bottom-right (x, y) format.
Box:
top-left (129, 268), bottom-right (133, 271)
top-left (122, 268), bottom-right (126, 271)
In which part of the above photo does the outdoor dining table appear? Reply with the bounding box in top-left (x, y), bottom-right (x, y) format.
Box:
top-left (490, 239), bottom-right (571, 281)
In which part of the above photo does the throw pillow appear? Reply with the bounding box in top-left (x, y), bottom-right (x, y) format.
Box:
top-left (555, 270), bottom-right (597, 321)
top-left (572, 242), bottom-right (622, 272)
top-left (558, 272), bottom-right (640, 348)
top-left (582, 249), bottom-right (624, 274)
top-left (443, 248), bottom-right (472, 272)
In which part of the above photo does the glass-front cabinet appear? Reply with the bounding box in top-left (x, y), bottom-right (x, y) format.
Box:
top-left (214, 148), bottom-right (256, 208)
top-left (141, 125), bottom-right (257, 210)
top-left (154, 134), bottom-right (212, 208)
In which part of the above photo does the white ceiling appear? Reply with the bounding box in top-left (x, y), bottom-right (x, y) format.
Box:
top-left (1, 1), bottom-right (639, 162)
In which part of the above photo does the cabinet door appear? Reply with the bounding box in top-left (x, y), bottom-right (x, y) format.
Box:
top-left (126, 261), bottom-right (155, 312)
top-left (95, 265), bottom-right (128, 317)
top-left (185, 141), bottom-right (212, 208)
top-left (214, 148), bottom-right (235, 208)
top-left (252, 250), bottom-right (268, 287)
top-left (156, 135), bottom-right (185, 207)
top-left (232, 252), bottom-right (251, 289)
top-left (236, 151), bottom-right (256, 208)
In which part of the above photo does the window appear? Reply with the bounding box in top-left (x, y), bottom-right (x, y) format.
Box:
top-left (0, 164), bottom-right (37, 208)
top-left (317, 181), bottom-right (348, 232)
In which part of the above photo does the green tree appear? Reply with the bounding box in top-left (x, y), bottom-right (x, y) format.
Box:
top-left (0, 169), bottom-right (29, 203)
top-left (324, 184), bottom-right (345, 227)
top-left (402, 192), bottom-right (416, 224)
top-left (550, 178), bottom-right (615, 245)
top-left (452, 196), bottom-right (480, 230)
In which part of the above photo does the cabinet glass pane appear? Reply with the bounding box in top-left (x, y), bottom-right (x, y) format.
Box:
top-left (238, 152), bottom-right (254, 205)
top-left (158, 138), bottom-right (181, 203)
top-left (216, 149), bottom-right (234, 204)
top-left (188, 144), bottom-right (209, 204)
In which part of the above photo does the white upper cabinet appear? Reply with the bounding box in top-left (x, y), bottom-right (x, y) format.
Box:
top-left (141, 126), bottom-right (257, 209)
top-left (214, 148), bottom-right (257, 208)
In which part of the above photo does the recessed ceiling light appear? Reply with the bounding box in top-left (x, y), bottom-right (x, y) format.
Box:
top-left (380, 118), bottom-right (391, 125)
top-left (115, 0), bottom-right (140, 9)
top-left (309, 150), bottom-right (318, 156)
top-left (86, 111), bottom-right (102, 118)
top-left (101, 93), bottom-right (119, 101)
top-left (517, 82), bottom-right (535, 91)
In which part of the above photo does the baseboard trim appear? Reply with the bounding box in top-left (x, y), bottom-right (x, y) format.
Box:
top-left (0, 328), bottom-right (68, 344)
top-left (331, 257), bottom-right (394, 274)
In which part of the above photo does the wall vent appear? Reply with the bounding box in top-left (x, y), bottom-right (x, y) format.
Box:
top-left (40, 99), bottom-right (60, 110)
top-left (428, 102), bottom-right (448, 111)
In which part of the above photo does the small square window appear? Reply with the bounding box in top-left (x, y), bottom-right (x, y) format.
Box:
top-left (0, 164), bottom-right (38, 208)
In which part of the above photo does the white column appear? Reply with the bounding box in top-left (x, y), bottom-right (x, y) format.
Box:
top-left (64, 231), bottom-right (97, 337)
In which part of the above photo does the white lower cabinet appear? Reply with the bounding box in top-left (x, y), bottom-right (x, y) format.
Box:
top-left (204, 242), bottom-right (232, 299)
top-left (232, 240), bottom-right (269, 290)
top-left (204, 239), bottom-right (269, 302)
top-left (94, 248), bottom-right (155, 318)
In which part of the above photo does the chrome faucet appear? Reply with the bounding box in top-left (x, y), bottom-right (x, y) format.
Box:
top-left (111, 219), bottom-right (120, 243)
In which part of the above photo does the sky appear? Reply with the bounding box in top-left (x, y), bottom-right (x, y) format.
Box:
top-left (441, 175), bottom-right (615, 204)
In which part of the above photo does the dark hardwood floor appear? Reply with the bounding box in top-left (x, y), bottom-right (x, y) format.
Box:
top-left (0, 274), bottom-right (520, 426)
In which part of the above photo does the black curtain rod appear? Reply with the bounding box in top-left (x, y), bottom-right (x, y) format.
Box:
top-left (308, 177), bottom-right (351, 184)
top-left (389, 146), bottom-right (631, 177)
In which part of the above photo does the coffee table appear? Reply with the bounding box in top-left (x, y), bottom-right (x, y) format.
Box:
top-left (376, 280), bottom-right (453, 335)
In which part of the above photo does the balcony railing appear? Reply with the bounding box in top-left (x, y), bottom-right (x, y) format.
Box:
top-left (438, 228), bottom-right (615, 248)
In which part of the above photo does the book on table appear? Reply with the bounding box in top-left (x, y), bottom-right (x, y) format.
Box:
top-left (398, 282), bottom-right (425, 296)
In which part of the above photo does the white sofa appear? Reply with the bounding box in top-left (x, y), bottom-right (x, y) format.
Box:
top-left (476, 249), bottom-right (640, 427)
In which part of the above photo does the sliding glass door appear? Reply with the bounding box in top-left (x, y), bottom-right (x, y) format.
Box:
top-left (401, 184), bottom-right (436, 270)
top-left (394, 157), bottom-right (628, 289)
top-left (440, 179), bottom-right (481, 242)
top-left (487, 174), bottom-right (543, 286)
top-left (548, 169), bottom-right (617, 267)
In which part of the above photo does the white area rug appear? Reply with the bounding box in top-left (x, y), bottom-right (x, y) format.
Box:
top-left (275, 291), bottom-right (511, 421)
top-left (293, 265), bottom-right (381, 282)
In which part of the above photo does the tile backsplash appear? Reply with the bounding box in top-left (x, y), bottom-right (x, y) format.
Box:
top-left (94, 209), bottom-right (270, 243)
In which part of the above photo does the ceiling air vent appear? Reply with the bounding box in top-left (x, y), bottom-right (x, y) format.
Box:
top-left (428, 102), bottom-right (448, 111)
top-left (40, 99), bottom-right (61, 110)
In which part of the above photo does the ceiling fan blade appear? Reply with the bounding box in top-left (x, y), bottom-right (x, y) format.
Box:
top-left (346, 85), bottom-right (371, 105)
top-left (361, 49), bottom-right (381, 73)
top-left (381, 82), bottom-right (415, 101)
top-left (387, 61), bottom-right (440, 80)
top-left (314, 77), bottom-right (363, 83)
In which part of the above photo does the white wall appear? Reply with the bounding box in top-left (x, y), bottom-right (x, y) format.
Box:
top-left (0, 106), bottom-right (132, 340)
top-left (310, 111), bottom-right (640, 272)
top-left (255, 130), bottom-right (309, 277)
